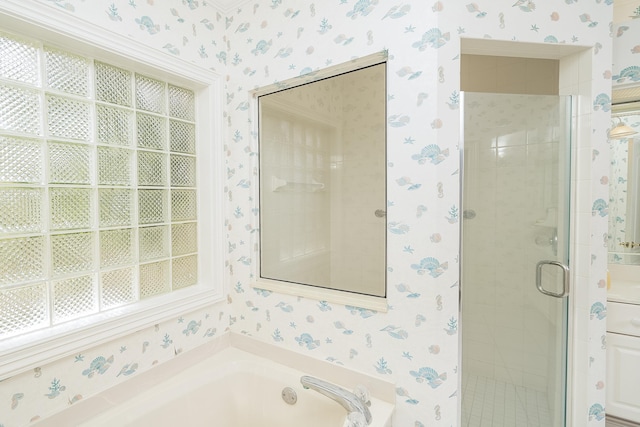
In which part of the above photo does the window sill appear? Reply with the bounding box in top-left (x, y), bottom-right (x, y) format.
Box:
top-left (0, 285), bottom-right (224, 381)
top-left (253, 278), bottom-right (388, 313)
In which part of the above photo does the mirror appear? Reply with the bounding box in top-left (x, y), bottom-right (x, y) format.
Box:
top-left (608, 13), bottom-right (640, 266)
top-left (257, 58), bottom-right (387, 298)
top-left (609, 98), bottom-right (640, 264)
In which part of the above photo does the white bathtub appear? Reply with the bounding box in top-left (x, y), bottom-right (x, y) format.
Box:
top-left (36, 334), bottom-right (395, 427)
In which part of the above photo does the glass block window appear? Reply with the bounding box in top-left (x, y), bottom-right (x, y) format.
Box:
top-left (0, 31), bottom-right (199, 339)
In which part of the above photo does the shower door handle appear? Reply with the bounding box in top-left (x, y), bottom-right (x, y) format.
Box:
top-left (535, 260), bottom-right (570, 298)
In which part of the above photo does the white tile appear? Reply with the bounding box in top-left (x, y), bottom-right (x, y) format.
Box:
top-left (462, 374), bottom-right (552, 427)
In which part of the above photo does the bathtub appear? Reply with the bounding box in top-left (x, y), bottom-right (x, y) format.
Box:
top-left (35, 334), bottom-right (395, 426)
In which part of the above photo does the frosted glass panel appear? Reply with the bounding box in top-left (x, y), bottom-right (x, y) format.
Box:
top-left (0, 32), bottom-right (39, 84)
top-left (98, 147), bottom-right (132, 186)
top-left (0, 30), bottom-right (200, 338)
top-left (100, 228), bottom-right (134, 267)
top-left (95, 62), bottom-right (132, 107)
top-left (139, 225), bottom-right (169, 262)
top-left (138, 151), bottom-right (167, 186)
top-left (461, 93), bottom-right (571, 427)
top-left (139, 190), bottom-right (167, 224)
top-left (50, 187), bottom-right (91, 230)
top-left (100, 267), bottom-right (136, 309)
top-left (136, 74), bottom-right (165, 114)
top-left (172, 255), bottom-right (197, 289)
top-left (0, 136), bottom-right (42, 183)
top-left (0, 236), bottom-right (45, 286)
top-left (140, 260), bottom-right (170, 298)
top-left (170, 120), bottom-right (195, 154)
top-left (0, 84), bottom-right (41, 135)
top-left (97, 104), bottom-right (133, 146)
top-left (0, 283), bottom-right (48, 336)
top-left (45, 47), bottom-right (90, 97)
top-left (49, 142), bottom-right (91, 184)
top-left (168, 84), bottom-right (195, 121)
top-left (51, 232), bottom-right (94, 276)
top-left (137, 113), bottom-right (166, 150)
top-left (99, 189), bottom-right (133, 227)
top-left (259, 62), bottom-right (386, 297)
top-left (52, 275), bottom-right (97, 324)
top-left (1, 187), bottom-right (43, 233)
top-left (47, 95), bottom-right (91, 141)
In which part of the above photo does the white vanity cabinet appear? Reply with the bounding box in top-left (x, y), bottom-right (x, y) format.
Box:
top-left (607, 301), bottom-right (640, 424)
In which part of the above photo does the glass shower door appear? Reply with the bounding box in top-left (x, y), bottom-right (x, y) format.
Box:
top-left (461, 93), bottom-right (571, 427)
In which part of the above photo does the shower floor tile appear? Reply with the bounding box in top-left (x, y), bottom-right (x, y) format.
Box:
top-left (462, 375), bottom-right (552, 427)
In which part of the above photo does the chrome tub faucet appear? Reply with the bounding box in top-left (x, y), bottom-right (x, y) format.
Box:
top-left (300, 375), bottom-right (372, 425)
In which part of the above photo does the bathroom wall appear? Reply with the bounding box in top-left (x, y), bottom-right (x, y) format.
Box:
top-left (229, 2), bottom-right (611, 426)
top-left (612, 16), bottom-right (640, 88)
top-left (0, 1), bottom-right (612, 426)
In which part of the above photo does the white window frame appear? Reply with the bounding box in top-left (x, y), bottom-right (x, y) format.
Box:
top-left (0, 2), bottom-right (225, 381)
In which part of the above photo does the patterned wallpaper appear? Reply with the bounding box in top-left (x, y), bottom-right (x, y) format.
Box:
top-left (0, 1), bottom-right (613, 426)
top-left (612, 15), bottom-right (640, 84)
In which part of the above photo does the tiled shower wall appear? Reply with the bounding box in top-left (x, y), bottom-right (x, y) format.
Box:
top-left (0, 1), bottom-right (612, 426)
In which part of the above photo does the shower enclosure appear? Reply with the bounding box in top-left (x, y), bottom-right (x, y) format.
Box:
top-left (461, 93), bottom-right (572, 427)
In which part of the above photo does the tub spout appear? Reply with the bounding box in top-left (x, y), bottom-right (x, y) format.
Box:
top-left (300, 375), bottom-right (372, 425)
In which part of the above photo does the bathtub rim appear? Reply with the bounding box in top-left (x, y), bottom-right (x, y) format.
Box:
top-left (32, 332), bottom-right (395, 426)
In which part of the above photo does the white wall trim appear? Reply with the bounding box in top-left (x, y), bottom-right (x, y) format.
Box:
top-left (0, 2), bottom-right (216, 86)
top-left (253, 278), bottom-right (388, 313)
top-left (0, 287), bottom-right (223, 381)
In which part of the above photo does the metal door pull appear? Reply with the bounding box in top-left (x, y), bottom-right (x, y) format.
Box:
top-left (535, 260), bottom-right (570, 298)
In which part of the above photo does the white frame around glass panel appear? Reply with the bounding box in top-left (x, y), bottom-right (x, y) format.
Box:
top-left (0, 2), bottom-right (225, 381)
top-left (251, 52), bottom-right (388, 312)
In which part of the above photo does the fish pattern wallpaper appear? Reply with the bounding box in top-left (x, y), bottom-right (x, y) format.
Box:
top-left (0, 0), bottom-right (615, 426)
